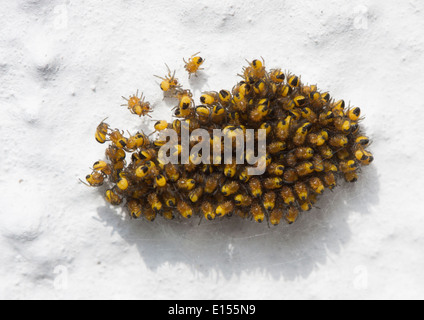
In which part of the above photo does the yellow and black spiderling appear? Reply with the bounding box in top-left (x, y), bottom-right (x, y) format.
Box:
top-left (82, 56), bottom-right (374, 226)
top-left (154, 64), bottom-right (182, 95)
top-left (122, 91), bottom-right (152, 117)
top-left (95, 118), bottom-right (110, 144)
top-left (184, 52), bottom-right (204, 78)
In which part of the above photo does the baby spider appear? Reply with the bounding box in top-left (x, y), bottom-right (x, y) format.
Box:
top-left (80, 171), bottom-right (105, 187)
top-left (95, 117), bottom-right (110, 144)
top-left (154, 64), bottom-right (182, 96)
top-left (122, 90), bottom-right (152, 117)
top-left (184, 52), bottom-right (204, 78)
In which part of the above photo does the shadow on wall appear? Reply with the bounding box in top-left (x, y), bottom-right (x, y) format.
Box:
top-left (96, 165), bottom-right (379, 281)
top-left (188, 71), bottom-right (208, 94)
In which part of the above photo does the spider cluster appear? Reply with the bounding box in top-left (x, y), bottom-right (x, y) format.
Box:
top-left (83, 54), bottom-right (373, 226)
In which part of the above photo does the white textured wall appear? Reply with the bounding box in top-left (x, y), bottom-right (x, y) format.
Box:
top-left (0, 0), bottom-right (423, 299)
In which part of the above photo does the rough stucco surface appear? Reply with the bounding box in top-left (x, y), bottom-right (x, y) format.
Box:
top-left (0, 0), bottom-right (423, 299)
